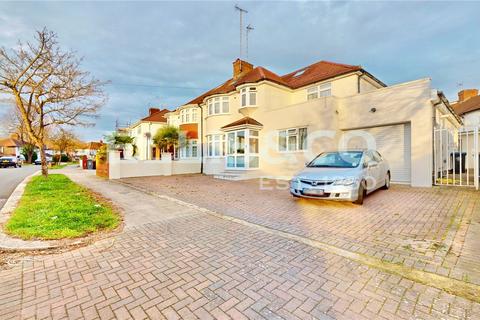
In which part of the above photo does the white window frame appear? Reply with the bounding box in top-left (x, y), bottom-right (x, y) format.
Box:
top-left (207, 96), bottom-right (230, 116)
top-left (306, 82), bottom-right (331, 100)
top-left (278, 127), bottom-right (308, 152)
top-left (225, 129), bottom-right (259, 170)
top-left (207, 134), bottom-right (225, 158)
top-left (180, 139), bottom-right (199, 159)
top-left (240, 87), bottom-right (257, 107)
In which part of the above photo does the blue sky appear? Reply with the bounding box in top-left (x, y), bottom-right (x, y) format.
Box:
top-left (1, 1), bottom-right (479, 141)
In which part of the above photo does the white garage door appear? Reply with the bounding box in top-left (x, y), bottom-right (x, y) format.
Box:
top-left (343, 124), bottom-right (411, 183)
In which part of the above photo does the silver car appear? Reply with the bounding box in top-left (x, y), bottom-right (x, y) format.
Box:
top-left (290, 150), bottom-right (390, 205)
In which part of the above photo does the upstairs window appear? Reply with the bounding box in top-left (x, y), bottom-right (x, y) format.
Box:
top-left (241, 87), bottom-right (256, 107)
top-left (180, 108), bottom-right (198, 124)
top-left (307, 82), bottom-right (331, 100)
top-left (207, 96), bottom-right (229, 115)
top-left (278, 127), bottom-right (307, 152)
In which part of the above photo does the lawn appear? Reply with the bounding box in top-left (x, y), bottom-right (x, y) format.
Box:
top-left (5, 174), bottom-right (120, 240)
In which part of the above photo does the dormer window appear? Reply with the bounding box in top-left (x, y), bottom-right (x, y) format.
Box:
top-left (207, 96), bottom-right (229, 115)
top-left (307, 82), bottom-right (331, 100)
top-left (241, 87), bottom-right (256, 107)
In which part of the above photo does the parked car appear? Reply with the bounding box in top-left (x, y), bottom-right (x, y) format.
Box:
top-left (34, 156), bottom-right (52, 165)
top-left (0, 156), bottom-right (22, 168)
top-left (290, 150), bottom-right (390, 205)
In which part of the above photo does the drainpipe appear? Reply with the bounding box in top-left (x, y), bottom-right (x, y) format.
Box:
top-left (199, 104), bottom-right (204, 174)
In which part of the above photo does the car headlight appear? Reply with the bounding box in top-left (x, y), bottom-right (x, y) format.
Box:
top-left (333, 177), bottom-right (358, 186)
top-left (290, 177), bottom-right (301, 188)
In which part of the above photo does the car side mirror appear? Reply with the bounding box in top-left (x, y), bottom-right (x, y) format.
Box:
top-left (363, 162), bottom-right (368, 168)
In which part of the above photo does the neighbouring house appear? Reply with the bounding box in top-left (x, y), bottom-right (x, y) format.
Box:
top-left (0, 135), bottom-right (23, 157)
top-left (75, 141), bottom-right (103, 158)
top-left (126, 108), bottom-right (170, 160)
top-left (159, 58), bottom-right (461, 187)
top-left (452, 89), bottom-right (480, 126)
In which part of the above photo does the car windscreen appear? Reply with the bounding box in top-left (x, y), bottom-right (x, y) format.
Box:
top-left (307, 151), bottom-right (363, 168)
top-left (0, 157), bottom-right (14, 161)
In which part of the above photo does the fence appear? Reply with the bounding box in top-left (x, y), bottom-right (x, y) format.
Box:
top-left (108, 151), bottom-right (201, 179)
top-left (433, 126), bottom-right (479, 189)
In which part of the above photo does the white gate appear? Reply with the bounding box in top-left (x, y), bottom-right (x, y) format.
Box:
top-left (434, 126), bottom-right (479, 189)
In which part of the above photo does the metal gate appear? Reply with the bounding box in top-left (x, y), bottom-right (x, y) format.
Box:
top-left (434, 126), bottom-right (479, 189)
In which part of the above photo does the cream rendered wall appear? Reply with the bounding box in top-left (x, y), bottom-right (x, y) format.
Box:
top-left (463, 111), bottom-right (480, 127)
top-left (129, 121), bottom-right (166, 160)
top-left (337, 78), bottom-right (434, 187)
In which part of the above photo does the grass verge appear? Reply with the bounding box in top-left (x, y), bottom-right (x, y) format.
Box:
top-left (4, 174), bottom-right (120, 240)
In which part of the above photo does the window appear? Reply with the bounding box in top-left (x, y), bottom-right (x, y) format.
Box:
top-left (207, 96), bottom-right (229, 115)
top-left (306, 82), bottom-right (331, 100)
top-left (207, 134), bottom-right (225, 157)
top-left (180, 139), bottom-right (199, 158)
top-left (226, 129), bottom-right (259, 169)
top-left (180, 108), bottom-right (198, 124)
top-left (241, 87), bottom-right (257, 107)
top-left (192, 109), bottom-right (198, 122)
top-left (278, 127), bottom-right (307, 152)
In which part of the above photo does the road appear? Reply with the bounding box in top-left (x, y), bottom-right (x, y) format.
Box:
top-left (0, 165), bottom-right (39, 210)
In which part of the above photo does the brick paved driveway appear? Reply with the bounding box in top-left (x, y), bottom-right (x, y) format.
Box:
top-left (122, 175), bottom-right (480, 285)
top-left (1, 171), bottom-right (479, 319)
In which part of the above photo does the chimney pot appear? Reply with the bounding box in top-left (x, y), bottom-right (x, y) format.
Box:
top-left (458, 89), bottom-right (478, 102)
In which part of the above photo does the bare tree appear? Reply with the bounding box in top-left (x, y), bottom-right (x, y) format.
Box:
top-left (0, 28), bottom-right (107, 176)
top-left (51, 127), bottom-right (78, 163)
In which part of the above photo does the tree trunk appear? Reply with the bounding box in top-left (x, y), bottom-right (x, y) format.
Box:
top-left (40, 146), bottom-right (48, 177)
top-left (27, 151), bottom-right (33, 164)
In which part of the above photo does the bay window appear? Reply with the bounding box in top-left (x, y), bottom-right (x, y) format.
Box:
top-left (226, 129), bottom-right (259, 169)
top-left (278, 127), bottom-right (307, 152)
top-left (207, 96), bottom-right (229, 115)
top-left (240, 87), bottom-right (257, 107)
top-left (180, 108), bottom-right (198, 124)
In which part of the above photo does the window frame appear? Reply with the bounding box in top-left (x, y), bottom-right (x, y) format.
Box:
top-left (278, 127), bottom-right (308, 152)
top-left (207, 134), bottom-right (225, 158)
top-left (207, 96), bottom-right (230, 116)
top-left (306, 82), bottom-right (332, 100)
top-left (240, 87), bottom-right (257, 107)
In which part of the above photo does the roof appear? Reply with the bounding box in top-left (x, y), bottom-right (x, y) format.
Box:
top-left (186, 60), bottom-right (371, 106)
top-left (141, 109), bottom-right (169, 122)
top-left (221, 117), bottom-right (263, 130)
top-left (281, 60), bottom-right (362, 89)
top-left (452, 95), bottom-right (480, 116)
top-left (88, 142), bottom-right (103, 150)
top-left (0, 137), bottom-right (22, 147)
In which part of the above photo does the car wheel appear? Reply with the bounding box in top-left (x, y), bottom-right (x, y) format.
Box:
top-left (353, 181), bottom-right (365, 205)
top-left (382, 172), bottom-right (391, 190)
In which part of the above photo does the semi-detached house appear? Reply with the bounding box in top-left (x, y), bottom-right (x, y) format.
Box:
top-left (153, 59), bottom-right (461, 187)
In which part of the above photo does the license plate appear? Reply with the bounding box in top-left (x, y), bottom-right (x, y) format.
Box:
top-left (303, 188), bottom-right (324, 196)
top-left (2, 160), bottom-right (8, 163)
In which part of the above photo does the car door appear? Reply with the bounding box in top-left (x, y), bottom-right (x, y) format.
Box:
top-left (372, 151), bottom-right (387, 187)
top-left (364, 151), bottom-right (381, 190)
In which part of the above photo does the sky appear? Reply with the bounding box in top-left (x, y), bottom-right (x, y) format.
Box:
top-left (0, 1), bottom-right (479, 141)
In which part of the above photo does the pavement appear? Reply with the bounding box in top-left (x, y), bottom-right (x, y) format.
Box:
top-left (0, 165), bottom-right (39, 210)
top-left (0, 167), bottom-right (479, 319)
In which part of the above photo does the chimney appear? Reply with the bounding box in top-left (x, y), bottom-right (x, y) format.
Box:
top-left (233, 58), bottom-right (253, 80)
top-left (149, 108), bottom-right (160, 116)
top-left (458, 89), bottom-right (478, 102)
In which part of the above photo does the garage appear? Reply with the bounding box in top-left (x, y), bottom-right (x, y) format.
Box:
top-left (342, 123), bottom-right (411, 184)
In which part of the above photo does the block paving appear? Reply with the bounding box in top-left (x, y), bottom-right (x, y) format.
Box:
top-left (1, 170), bottom-right (479, 319)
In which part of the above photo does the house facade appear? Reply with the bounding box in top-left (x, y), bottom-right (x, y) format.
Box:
top-left (452, 89), bottom-right (480, 126)
top-left (126, 108), bottom-right (169, 160)
top-left (164, 59), bottom-right (460, 187)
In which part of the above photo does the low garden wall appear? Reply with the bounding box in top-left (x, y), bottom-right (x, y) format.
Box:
top-left (108, 151), bottom-right (201, 179)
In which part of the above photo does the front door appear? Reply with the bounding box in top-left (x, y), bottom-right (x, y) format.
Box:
top-left (226, 129), bottom-right (259, 169)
